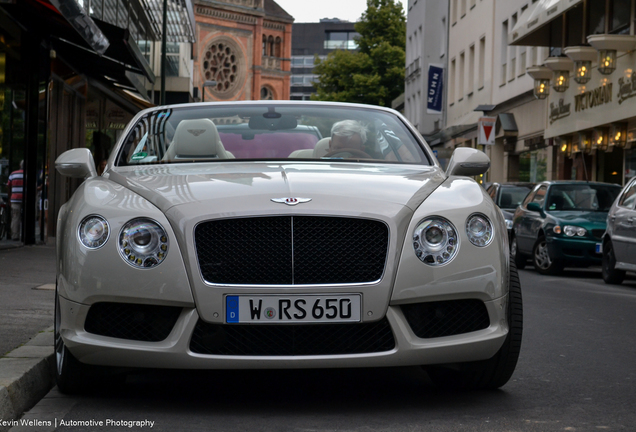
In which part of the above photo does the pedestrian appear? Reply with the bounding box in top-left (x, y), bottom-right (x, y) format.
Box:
top-left (7, 160), bottom-right (24, 241)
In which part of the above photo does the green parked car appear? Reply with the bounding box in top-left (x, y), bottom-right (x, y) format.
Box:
top-left (510, 181), bottom-right (622, 275)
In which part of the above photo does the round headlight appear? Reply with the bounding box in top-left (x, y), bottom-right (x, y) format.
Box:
top-left (466, 213), bottom-right (494, 247)
top-left (413, 217), bottom-right (459, 266)
top-left (118, 218), bottom-right (169, 268)
top-left (564, 225), bottom-right (587, 237)
top-left (78, 215), bottom-right (110, 249)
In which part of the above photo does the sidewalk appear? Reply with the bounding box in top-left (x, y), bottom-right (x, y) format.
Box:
top-left (0, 244), bottom-right (57, 430)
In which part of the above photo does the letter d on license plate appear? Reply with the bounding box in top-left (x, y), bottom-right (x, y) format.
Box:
top-left (226, 294), bottom-right (361, 323)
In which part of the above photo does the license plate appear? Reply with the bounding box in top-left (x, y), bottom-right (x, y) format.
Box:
top-left (226, 294), bottom-right (361, 324)
top-left (595, 243), bottom-right (602, 254)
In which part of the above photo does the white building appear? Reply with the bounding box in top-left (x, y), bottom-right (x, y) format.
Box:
top-left (404, 0), bottom-right (448, 139)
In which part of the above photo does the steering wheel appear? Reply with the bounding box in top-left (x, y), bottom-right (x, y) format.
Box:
top-left (323, 148), bottom-right (373, 159)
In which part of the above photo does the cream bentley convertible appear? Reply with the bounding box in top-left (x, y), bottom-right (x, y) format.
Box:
top-left (54, 101), bottom-right (522, 393)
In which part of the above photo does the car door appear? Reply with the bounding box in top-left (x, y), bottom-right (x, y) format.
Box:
top-left (611, 178), bottom-right (636, 266)
top-left (516, 185), bottom-right (547, 254)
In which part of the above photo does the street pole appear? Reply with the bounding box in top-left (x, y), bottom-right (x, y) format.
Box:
top-left (160, 0), bottom-right (168, 105)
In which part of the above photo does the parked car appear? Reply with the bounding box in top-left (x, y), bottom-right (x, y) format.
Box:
top-left (510, 181), bottom-right (622, 274)
top-left (486, 182), bottom-right (535, 238)
top-left (54, 101), bottom-right (522, 393)
top-left (601, 176), bottom-right (636, 284)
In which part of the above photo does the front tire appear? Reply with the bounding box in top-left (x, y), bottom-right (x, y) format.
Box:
top-left (425, 261), bottom-right (523, 390)
top-left (602, 240), bottom-right (625, 285)
top-left (533, 236), bottom-right (563, 275)
top-left (55, 288), bottom-right (123, 394)
top-left (54, 291), bottom-right (85, 394)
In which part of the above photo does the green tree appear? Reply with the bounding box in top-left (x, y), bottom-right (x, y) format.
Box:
top-left (312, 0), bottom-right (406, 107)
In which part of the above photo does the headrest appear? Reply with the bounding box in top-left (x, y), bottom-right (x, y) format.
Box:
top-left (172, 119), bottom-right (222, 159)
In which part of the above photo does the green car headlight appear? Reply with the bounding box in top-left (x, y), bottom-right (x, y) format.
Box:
top-left (564, 225), bottom-right (587, 237)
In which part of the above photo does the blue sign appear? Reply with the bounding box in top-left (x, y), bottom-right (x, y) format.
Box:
top-left (226, 296), bottom-right (239, 323)
top-left (427, 65), bottom-right (444, 114)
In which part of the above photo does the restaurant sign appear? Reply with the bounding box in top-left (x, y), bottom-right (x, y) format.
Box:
top-left (574, 84), bottom-right (612, 112)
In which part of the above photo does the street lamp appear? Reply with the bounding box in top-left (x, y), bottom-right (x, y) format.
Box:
top-left (545, 57), bottom-right (573, 93)
top-left (201, 80), bottom-right (217, 102)
top-left (527, 66), bottom-right (552, 100)
top-left (564, 47), bottom-right (596, 85)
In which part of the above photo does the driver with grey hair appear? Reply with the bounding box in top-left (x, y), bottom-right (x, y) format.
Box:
top-left (328, 120), bottom-right (368, 153)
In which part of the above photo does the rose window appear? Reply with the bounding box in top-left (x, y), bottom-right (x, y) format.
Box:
top-left (203, 41), bottom-right (240, 94)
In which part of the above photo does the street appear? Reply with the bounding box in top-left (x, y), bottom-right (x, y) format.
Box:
top-left (9, 265), bottom-right (636, 432)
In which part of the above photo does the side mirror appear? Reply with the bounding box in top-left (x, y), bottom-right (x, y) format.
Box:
top-left (446, 147), bottom-right (490, 177)
top-left (527, 202), bottom-right (543, 213)
top-left (55, 148), bottom-right (98, 179)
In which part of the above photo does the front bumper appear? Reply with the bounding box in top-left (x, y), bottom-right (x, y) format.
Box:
top-left (547, 236), bottom-right (602, 264)
top-left (59, 294), bottom-right (508, 369)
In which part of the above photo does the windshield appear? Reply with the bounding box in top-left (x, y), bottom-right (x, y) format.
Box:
top-left (498, 185), bottom-right (533, 210)
top-left (115, 104), bottom-right (430, 166)
top-left (546, 184), bottom-right (621, 212)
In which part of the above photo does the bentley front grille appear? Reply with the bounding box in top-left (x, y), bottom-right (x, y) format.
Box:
top-left (194, 216), bottom-right (389, 285)
top-left (84, 302), bottom-right (182, 342)
top-left (189, 318), bottom-right (395, 356)
top-left (401, 299), bottom-right (490, 338)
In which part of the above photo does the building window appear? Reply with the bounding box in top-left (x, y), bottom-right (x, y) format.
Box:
top-left (441, 17), bottom-right (446, 57)
top-left (268, 36), bottom-right (275, 56)
top-left (587, 0), bottom-right (606, 35)
top-left (501, 20), bottom-right (508, 86)
top-left (324, 31), bottom-right (359, 50)
top-left (461, 0), bottom-right (467, 17)
top-left (202, 38), bottom-right (243, 96)
top-left (468, 44), bottom-right (475, 94)
top-left (263, 35), bottom-right (267, 56)
top-left (610, 0), bottom-right (631, 34)
top-left (291, 75), bottom-right (304, 85)
top-left (452, 0), bottom-right (457, 24)
top-left (478, 37), bottom-right (485, 89)
top-left (275, 37), bottom-right (282, 57)
top-left (459, 51), bottom-right (465, 98)
top-left (291, 57), bottom-right (303, 67)
top-left (166, 42), bottom-right (180, 77)
top-left (450, 58), bottom-right (456, 103)
top-left (566, 4), bottom-right (584, 45)
top-left (260, 86), bottom-right (274, 100)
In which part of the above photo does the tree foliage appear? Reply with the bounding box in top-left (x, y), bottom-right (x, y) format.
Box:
top-left (312, 0), bottom-right (406, 107)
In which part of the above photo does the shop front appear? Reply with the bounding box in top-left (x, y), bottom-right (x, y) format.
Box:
top-left (543, 49), bottom-right (636, 186)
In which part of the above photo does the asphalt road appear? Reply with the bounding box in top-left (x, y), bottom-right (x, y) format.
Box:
top-left (0, 245), bottom-right (56, 356)
top-left (10, 266), bottom-right (636, 432)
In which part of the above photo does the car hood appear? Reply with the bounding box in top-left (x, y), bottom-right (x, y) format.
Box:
top-left (105, 162), bottom-right (447, 218)
top-left (547, 210), bottom-right (608, 227)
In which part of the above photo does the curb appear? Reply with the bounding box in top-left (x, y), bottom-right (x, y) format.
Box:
top-left (0, 327), bottom-right (55, 432)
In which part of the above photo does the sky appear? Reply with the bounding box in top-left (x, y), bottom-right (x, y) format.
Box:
top-left (273, 0), bottom-right (405, 23)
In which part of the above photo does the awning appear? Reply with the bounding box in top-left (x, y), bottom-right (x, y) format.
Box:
top-left (509, 0), bottom-right (582, 46)
top-left (139, 0), bottom-right (196, 43)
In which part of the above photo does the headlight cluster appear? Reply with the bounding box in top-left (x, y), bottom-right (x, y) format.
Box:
top-left (78, 215), bottom-right (110, 249)
top-left (413, 217), bottom-right (459, 266)
top-left (413, 213), bottom-right (494, 266)
top-left (563, 225), bottom-right (587, 237)
top-left (77, 215), bottom-right (169, 269)
top-left (466, 213), bottom-right (494, 246)
top-left (118, 218), bottom-right (169, 268)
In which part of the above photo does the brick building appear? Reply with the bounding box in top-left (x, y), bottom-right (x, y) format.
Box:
top-left (194, 0), bottom-right (293, 101)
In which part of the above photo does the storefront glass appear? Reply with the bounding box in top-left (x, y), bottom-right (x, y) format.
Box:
top-left (625, 148), bottom-right (636, 185)
top-left (519, 148), bottom-right (548, 182)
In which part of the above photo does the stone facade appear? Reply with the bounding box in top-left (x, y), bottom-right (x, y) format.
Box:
top-left (194, 0), bottom-right (293, 101)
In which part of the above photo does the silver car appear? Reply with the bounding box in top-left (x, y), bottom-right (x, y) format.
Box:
top-left (54, 101), bottom-right (522, 393)
top-left (602, 176), bottom-right (636, 284)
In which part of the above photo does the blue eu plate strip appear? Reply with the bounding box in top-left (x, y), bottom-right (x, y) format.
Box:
top-left (226, 296), bottom-right (239, 323)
